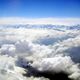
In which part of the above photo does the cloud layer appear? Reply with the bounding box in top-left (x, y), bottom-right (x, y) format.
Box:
top-left (0, 17), bottom-right (80, 25)
top-left (0, 25), bottom-right (80, 80)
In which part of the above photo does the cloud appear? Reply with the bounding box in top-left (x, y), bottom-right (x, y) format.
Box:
top-left (15, 40), bottom-right (34, 54)
top-left (29, 56), bottom-right (80, 80)
top-left (0, 44), bottom-right (16, 57)
top-left (0, 17), bottom-right (80, 25)
top-left (51, 35), bottom-right (80, 63)
top-left (0, 55), bottom-right (26, 80)
top-left (0, 25), bottom-right (80, 80)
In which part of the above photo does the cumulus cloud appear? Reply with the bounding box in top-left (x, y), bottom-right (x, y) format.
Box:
top-left (0, 55), bottom-right (26, 80)
top-left (0, 44), bottom-right (16, 57)
top-left (23, 56), bottom-right (80, 80)
top-left (50, 35), bottom-right (80, 63)
top-left (0, 25), bottom-right (80, 80)
top-left (15, 40), bottom-right (34, 54)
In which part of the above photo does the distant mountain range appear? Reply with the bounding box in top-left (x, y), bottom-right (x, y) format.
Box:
top-left (0, 24), bottom-right (80, 30)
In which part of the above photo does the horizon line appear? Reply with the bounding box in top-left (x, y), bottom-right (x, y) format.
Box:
top-left (0, 17), bottom-right (80, 25)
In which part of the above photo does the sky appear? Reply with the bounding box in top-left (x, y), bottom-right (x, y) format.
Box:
top-left (0, 0), bottom-right (80, 18)
top-left (0, 0), bottom-right (80, 25)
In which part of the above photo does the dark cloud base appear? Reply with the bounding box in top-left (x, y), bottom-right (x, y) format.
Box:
top-left (23, 65), bottom-right (72, 80)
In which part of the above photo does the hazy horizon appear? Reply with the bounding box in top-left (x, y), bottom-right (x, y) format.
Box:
top-left (0, 17), bottom-right (80, 25)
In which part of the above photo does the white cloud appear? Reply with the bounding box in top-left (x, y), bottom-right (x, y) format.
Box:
top-left (15, 40), bottom-right (34, 54)
top-left (0, 17), bottom-right (80, 25)
top-left (31, 56), bottom-right (80, 80)
top-left (0, 44), bottom-right (16, 57)
top-left (0, 55), bottom-right (26, 80)
top-left (0, 25), bottom-right (80, 80)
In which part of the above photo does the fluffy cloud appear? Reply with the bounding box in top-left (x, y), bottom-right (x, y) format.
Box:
top-left (0, 55), bottom-right (26, 80)
top-left (50, 35), bottom-right (80, 63)
top-left (0, 44), bottom-right (16, 57)
top-left (15, 40), bottom-right (34, 54)
top-left (0, 26), bottom-right (80, 80)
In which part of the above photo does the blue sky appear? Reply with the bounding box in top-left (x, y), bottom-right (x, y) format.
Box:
top-left (0, 0), bottom-right (80, 18)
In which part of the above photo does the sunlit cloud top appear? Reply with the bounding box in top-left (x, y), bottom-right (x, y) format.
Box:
top-left (0, 17), bottom-right (80, 25)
